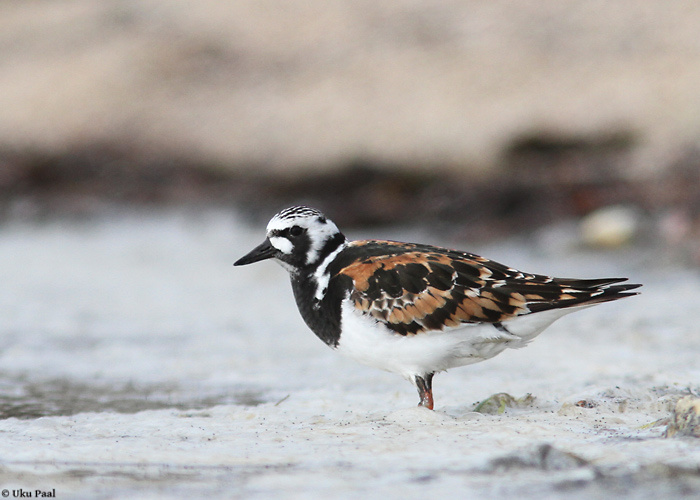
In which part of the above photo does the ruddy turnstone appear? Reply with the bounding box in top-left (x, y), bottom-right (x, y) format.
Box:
top-left (234, 206), bottom-right (640, 410)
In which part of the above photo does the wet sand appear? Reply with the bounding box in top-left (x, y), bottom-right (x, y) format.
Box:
top-left (0, 209), bottom-right (698, 499)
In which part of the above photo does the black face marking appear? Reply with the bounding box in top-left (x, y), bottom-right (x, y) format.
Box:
top-left (317, 232), bottom-right (346, 264)
top-left (264, 209), bottom-right (349, 347)
top-left (270, 230), bottom-right (313, 270)
top-left (264, 208), bottom-right (347, 275)
top-left (274, 225), bottom-right (306, 239)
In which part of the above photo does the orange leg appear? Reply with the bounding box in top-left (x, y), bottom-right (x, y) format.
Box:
top-left (415, 373), bottom-right (435, 410)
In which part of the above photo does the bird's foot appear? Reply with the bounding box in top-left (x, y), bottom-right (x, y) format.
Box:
top-left (415, 373), bottom-right (435, 410)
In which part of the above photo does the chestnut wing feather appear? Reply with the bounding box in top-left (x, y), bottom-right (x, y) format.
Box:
top-left (335, 241), bottom-right (640, 336)
top-left (336, 244), bottom-right (529, 335)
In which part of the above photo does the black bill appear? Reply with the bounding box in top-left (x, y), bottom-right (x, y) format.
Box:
top-left (234, 239), bottom-right (277, 266)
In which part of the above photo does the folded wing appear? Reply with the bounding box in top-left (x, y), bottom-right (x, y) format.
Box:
top-left (336, 241), bottom-right (640, 336)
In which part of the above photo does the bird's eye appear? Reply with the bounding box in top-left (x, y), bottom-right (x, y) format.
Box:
top-left (289, 225), bottom-right (304, 237)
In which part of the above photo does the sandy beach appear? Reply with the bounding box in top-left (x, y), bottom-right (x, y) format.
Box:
top-left (0, 209), bottom-right (697, 499)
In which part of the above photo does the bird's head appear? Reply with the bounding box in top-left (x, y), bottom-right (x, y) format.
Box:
top-left (234, 206), bottom-right (347, 274)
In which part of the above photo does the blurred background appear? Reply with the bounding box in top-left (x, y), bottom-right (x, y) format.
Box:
top-left (0, 0), bottom-right (699, 261)
top-left (1, 5), bottom-right (700, 497)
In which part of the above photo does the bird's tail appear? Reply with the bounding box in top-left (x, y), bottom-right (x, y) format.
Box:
top-left (524, 277), bottom-right (641, 313)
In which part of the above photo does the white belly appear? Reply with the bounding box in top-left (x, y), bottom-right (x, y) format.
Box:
top-left (336, 300), bottom-right (580, 380)
top-left (337, 303), bottom-right (504, 380)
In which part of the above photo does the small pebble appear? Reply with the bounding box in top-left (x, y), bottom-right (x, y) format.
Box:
top-left (664, 396), bottom-right (700, 438)
top-left (580, 205), bottom-right (640, 248)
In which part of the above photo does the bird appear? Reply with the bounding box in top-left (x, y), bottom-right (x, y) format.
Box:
top-left (234, 205), bottom-right (640, 410)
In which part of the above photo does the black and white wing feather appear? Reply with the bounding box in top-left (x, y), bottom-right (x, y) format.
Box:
top-left (336, 240), bottom-right (640, 336)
